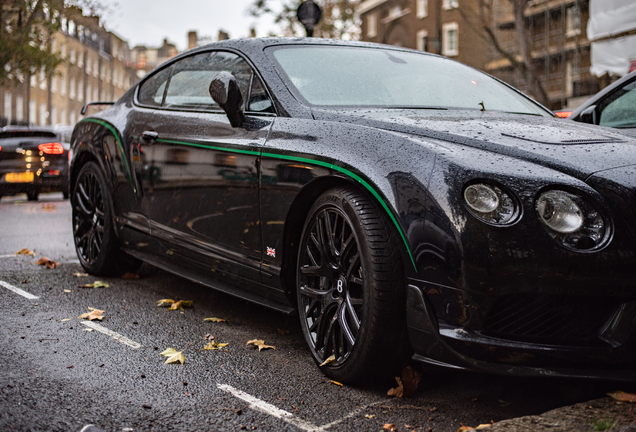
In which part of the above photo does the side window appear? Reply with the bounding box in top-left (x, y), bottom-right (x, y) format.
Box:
top-left (163, 51), bottom-right (253, 111)
top-left (598, 81), bottom-right (636, 128)
top-left (249, 75), bottom-right (275, 113)
top-left (138, 65), bottom-right (172, 107)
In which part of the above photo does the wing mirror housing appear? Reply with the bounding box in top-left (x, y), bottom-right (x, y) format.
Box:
top-left (579, 104), bottom-right (597, 124)
top-left (209, 71), bottom-right (245, 127)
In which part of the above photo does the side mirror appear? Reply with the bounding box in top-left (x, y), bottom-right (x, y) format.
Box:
top-left (209, 71), bottom-right (245, 128)
top-left (579, 104), bottom-right (597, 124)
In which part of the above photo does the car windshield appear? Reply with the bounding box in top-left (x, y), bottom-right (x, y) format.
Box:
top-left (268, 45), bottom-right (549, 116)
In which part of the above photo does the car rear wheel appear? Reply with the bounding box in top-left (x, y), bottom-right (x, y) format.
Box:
top-left (27, 191), bottom-right (39, 201)
top-left (72, 161), bottom-right (141, 276)
top-left (297, 187), bottom-right (408, 384)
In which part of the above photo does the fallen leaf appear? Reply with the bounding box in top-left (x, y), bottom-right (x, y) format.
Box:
top-left (77, 281), bottom-right (109, 288)
top-left (457, 427), bottom-right (474, 432)
top-left (73, 272), bottom-right (89, 277)
top-left (78, 308), bottom-right (104, 321)
top-left (60, 319), bottom-right (71, 322)
top-left (84, 328), bottom-right (94, 332)
top-left (246, 339), bottom-right (275, 351)
top-left (14, 248), bottom-right (35, 256)
top-left (319, 354), bottom-right (336, 367)
top-left (64, 289), bottom-right (71, 293)
top-left (36, 257), bottom-right (61, 269)
top-left (388, 377), bottom-right (405, 397)
top-left (160, 348), bottom-right (185, 364)
top-left (608, 391), bottom-right (636, 403)
top-left (203, 334), bottom-right (216, 340)
top-left (330, 380), bottom-right (343, 386)
top-left (365, 414), bottom-right (376, 419)
top-left (121, 272), bottom-right (140, 279)
top-left (382, 424), bottom-right (397, 431)
top-left (42, 204), bottom-right (56, 211)
top-left (204, 317), bottom-right (226, 323)
top-left (277, 329), bottom-right (290, 334)
top-left (169, 300), bottom-right (193, 310)
top-left (203, 341), bottom-right (229, 350)
top-left (156, 299), bottom-right (175, 307)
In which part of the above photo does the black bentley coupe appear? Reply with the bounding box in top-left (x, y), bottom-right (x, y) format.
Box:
top-left (70, 38), bottom-right (636, 384)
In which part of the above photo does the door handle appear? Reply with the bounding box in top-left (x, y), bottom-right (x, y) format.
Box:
top-left (141, 130), bottom-right (159, 144)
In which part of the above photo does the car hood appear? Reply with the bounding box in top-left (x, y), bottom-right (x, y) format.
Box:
top-left (311, 108), bottom-right (636, 180)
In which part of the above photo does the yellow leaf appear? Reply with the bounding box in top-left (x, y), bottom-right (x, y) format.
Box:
top-left (73, 272), bottom-right (88, 277)
top-left (382, 424), bottom-right (396, 431)
top-left (365, 414), bottom-right (376, 419)
top-left (476, 425), bottom-right (492, 429)
top-left (168, 300), bottom-right (193, 310)
top-left (160, 348), bottom-right (185, 364)
top-left (204, 317), bottom-right (227, 323)
top-left (387, 377), bottom-right (404, 397)
top-left (36, 257), bottom-right (61, 269)
top-left (330, 380), bottom-right (343, 386)
top-left (15, 248), bottom-right (35, 256)
top-left (319, 354), bottom-right (336, 367)
top-left (203, 341), bottom-right (229, 350)
top-left (64, 289), bottom-right (71, 293)
top-left (78, 308), bottom-right (104, 321)
top-left (157, 299), bottom-right (175, 307)
top-left (60, 319), bottom-right (71, 322)
top-left (246, 339), bottom-right (275, 351)
top-left (77, 281), bottom-right (109, 288)
top-left (388, 365), bottom-right (421, 398)
top-left (457, 427), bottom-right (475, 432)
top-left (608, 391), bottom-right (636, 403)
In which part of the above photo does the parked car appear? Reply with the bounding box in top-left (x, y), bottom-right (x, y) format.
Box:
top-left (70, 38), bottom-right (636, 384)
top-left (0, 126), bottom-right (71, 201)
top-left (563, 69), bottom-right (636, 137)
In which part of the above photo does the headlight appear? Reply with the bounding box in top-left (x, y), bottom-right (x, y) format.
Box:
top-left (535, 189), bottom-right (608, 251)
top-left (463, 183), bottom-right (520, 225)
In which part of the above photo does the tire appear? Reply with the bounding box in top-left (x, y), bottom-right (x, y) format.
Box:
top-left (72, 161), bottom-right (141, 276)
top-left (296, 187), bottom-right (408, 384)
top-left (27, 191), bottom-right (39, 201)
top-left (63, 189), bottom-right (69, 200)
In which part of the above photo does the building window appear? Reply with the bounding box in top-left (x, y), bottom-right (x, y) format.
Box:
top-left (4, 92), bottom-right (11, 121)
top-left (70, 110), bottom-right (76, 126)
top-left (39, 68), bottom-right (46, 89)
top-left (443, 0), bottom-right (458, 9)
top-left (93, 87), bottom-right (98, 101)
top-left (60, 43), bottom-right (66, 58)
top-left (87, 57), bottom-right (92, 74)
top-left (417, 29), bottom-right (429, 51)
top-left (70, 48), bottom-right (76, 64)
top-left (367, 12), bottom-right (378, 38)
top-left (30, 74), bottom-right (36, 87)
top-left (87, 83), bottom-right (92, 101)
top-left (566, 6), bottom-right (581, 37)
top-left (416, 0), bottom-right (428, 18)
top-left (51, 106), bottom-right (57, 125)
top-left (70, 77), bottom-right (76, 99)
top-left (39, 103), bottom-right (47, 126)
top-left (16, 96), bottom-right (23, 121)
top-left (60, 73), bottom-right (66, 96)
top-left (78, 81), bottom-right (83, 101)
top-left (60, 108), bottom-right (66, 124)
top-left (442, 22), bottom-right (459, 56)
top-left (94, 59), bottom-right (99, 77)
top-left (51, 74), bottom-right (57, 93)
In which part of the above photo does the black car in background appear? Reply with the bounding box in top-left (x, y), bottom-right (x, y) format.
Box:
top-left (0, 126), bottom-right (71, 201)
top-left (566, 69), bottom-right (636, 137)
top-left (70, 38), bottom-right (636, 384)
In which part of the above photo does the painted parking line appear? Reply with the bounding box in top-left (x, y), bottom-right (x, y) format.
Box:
top-left (80, 321), bottom-right (142, 349)
top-left (218, 384), bottom-right (322, 431)
top-left (0, 280), bottom-right (39, 299)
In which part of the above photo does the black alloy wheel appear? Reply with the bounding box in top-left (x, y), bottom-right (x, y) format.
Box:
top-left (297, 187), bottom-right (408, 384)
top-left (72, 161), bottom-right (140, 275)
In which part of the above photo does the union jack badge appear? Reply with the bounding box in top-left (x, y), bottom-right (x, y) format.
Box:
top-left (266, 247), bottom-right (276, 257)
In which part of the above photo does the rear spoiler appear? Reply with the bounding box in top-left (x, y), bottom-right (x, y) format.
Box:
top-left (81, 101), bottom-right (115, 115)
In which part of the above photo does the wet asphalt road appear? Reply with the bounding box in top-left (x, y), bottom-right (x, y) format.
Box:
top-left (0, 193), bottom-right (632, 432)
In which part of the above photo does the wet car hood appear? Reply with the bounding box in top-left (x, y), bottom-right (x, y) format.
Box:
top-left (311, 108), bottom-right (636, 180)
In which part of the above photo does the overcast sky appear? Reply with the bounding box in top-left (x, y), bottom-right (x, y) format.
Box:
top-left (100, 0), bottom-right (279, 51)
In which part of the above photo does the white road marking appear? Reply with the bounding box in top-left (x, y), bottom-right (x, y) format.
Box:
top-left (0, 280), bottom-right (39, 299)
top-left (0, 254), bottom-right (18, 258)
top-left (80, 321), bottom-right (142, 349)
top-left (318, 401), bottom-right (382, 430)
top-left (218, 384), bottom-right (323, 431)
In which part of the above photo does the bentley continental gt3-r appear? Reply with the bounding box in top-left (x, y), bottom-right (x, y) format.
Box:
top-left (70, 38), bottom-right (636, 384)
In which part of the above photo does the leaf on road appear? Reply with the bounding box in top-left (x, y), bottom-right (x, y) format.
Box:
top-left (319, 354), bottom-right (336, 367)
top-left (203, 334), bottom-right (216, 340)
top-left (42, 204), bottom-right (56, 211)
top-left (203, 341), bottom-right (229, 350)
top-left (73, 272), bottom-right (89, 277)
top-left (60, 319), bottom-right (71, 322)
top-left (78, 308), bottom-right (104, 321)
top-left (157, 299), bottom-right (175, 307)
top-left (457, 425), bottom-right (492, 431)
top-left (277, 329), bottom-right (290, 335)
top-left (204, 317), bottom-right (227, 323)
top-left (64, 289), bottom-right (71, 293)
top-left (382, 424), bottom-right (397, 431)
top-left (246, 339), bottom-right (275, 351)
top-left (77, 281), bottom-right (109, 288)
top-left (122, 272), bottom-right (140, 279)
top-left (330, 380), bottom-right (343, 386)
top-left (169, 300), bottom-right (193, 310)
top-left (14, 248), bottom-right (35, 256)
top-left (365, 414), bottom-right (376, 419)
top-left (608, 391), bottom-right (636, 403)
top-left (36, 257), bottom-right (61, 269)
top-left (160, 348), bottom-right (185, 364)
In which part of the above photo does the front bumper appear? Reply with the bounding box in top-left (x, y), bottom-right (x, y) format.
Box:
top-left (406, 280), bottom-right (636, 381)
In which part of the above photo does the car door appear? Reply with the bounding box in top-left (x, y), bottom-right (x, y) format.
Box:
top-left (133, 50), bottom-right (275, 285)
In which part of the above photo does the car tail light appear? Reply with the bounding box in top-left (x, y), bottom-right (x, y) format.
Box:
top-left (555, 111), bottom-right (572, 118)
top-left (47, 170), bottom-right (61, 176)
top-left (38, 142), bottom-right (64, 155)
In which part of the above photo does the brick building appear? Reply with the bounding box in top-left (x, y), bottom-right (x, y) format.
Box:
top-left (0, 9), bottom-right (137, 127)
top-left (359, 0), bottom-right (605, 110)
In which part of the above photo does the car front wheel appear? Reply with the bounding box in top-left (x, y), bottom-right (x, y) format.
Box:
top-left (297, 187), bottom-right (408, 384)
